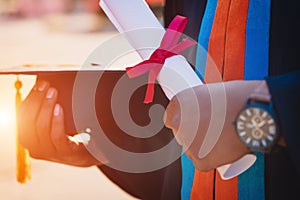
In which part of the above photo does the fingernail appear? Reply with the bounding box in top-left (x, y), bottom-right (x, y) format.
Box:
top-left (54, 104), bottom-right (60, 116)
top-left (46, 88), bottom-right (56, 99)
top-left (37, 82), bottom-right (47, 92)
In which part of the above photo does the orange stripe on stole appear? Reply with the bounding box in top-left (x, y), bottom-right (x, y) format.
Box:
top-left (204, 0), bottom-right (231, 83)
top-left (222, 0), bottom-right (248, 81)
top-left (191, 0), bottom-right (249, 199)
top-left (190, 170), bottom-right (214, 200)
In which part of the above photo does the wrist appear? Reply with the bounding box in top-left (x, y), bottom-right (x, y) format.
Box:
top-left (235, 80), bottom-right (284, 152)
top-left (249, 80), bottom-right (271, 102)
top-left (250, 80), bottom-right (287, 147)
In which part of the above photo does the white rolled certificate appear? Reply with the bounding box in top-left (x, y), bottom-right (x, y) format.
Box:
top-left (100, 0), bottom-right (201, 99)
top-left (99, 0), bottom-right (256, 180)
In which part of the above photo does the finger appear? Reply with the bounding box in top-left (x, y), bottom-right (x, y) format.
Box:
top-left (19, 80), bottom-right (50, 124)
top-left (22, 80), bottom-right (50, 112)
top-left (50, 104), bottom-right (68, 152)
top-left (164, 97), bottom-right (181, 132)
top-left (36, 87), bottom-right (58, 152)
top-left (18, 80), bottom-right (50, 148)
top-left (50, 104), bottom-right (85, 156)
top-left (51, 105), bottom-right (103, 166)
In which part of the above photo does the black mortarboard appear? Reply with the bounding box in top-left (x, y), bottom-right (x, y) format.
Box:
top-left (0, 64), bottom-right (182, 199)
top-left (0, 64), bottom-right (173, 151)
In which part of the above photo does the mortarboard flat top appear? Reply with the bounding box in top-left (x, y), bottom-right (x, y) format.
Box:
top-left (0, 64), bottom-right (118, 74)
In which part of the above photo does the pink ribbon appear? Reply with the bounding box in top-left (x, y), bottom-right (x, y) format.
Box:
top-left (126, 15), bottom-right (197, 103)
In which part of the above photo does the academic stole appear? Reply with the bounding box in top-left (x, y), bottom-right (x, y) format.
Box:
top-left (181, 0), bottom-right (271, 199)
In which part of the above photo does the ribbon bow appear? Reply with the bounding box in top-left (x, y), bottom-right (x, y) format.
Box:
top-left (126, 15), bottom-right (197, 103)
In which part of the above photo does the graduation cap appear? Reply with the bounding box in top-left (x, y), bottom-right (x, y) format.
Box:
top-left (0, 64), bottom-right (181, 187)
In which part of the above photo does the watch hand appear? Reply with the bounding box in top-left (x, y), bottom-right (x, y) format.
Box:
top-left (257, 120), bottom-right (267, 128)
top-left (251, 117), bottom-right (258, 126)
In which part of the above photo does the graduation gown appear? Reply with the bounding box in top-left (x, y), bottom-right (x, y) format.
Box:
top-left (97, 0), bottom-right (300, 199)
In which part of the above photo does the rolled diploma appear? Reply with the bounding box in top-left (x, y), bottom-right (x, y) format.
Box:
top-left (100, 0), bottom-right (256, 180)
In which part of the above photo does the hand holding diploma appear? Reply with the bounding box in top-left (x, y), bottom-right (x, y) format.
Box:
top-left (100, 0), bottom-right (257, 179)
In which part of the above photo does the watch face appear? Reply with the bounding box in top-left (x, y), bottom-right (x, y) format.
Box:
top-left (236, 106), bottom-right (278, 151)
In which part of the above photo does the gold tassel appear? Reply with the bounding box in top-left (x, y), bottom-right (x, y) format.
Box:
top-left (15, 76), bottom-right (31, 184)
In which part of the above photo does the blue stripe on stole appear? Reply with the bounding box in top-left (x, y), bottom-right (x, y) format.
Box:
top-left (181, 1), bottom-right (218, 200)
top-left (195, 0), bottom-right (218, 81)
top-left (239, 0), bottom-right (271, 200)
top-left (181, 153), bottom-right (196, 200)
